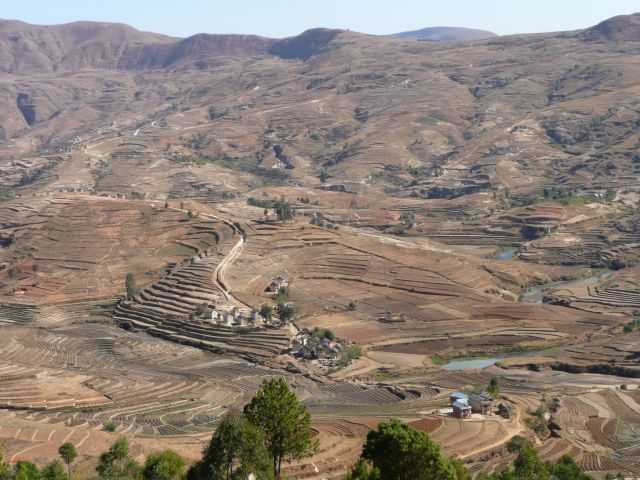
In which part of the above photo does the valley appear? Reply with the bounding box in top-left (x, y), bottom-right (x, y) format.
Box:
top-left (0, 11), bottom-right (639, 478)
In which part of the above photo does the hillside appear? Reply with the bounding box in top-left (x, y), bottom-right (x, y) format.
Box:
top-left (391, 26), bottom-right (497, 41)
top-left (0, 20), bottom-right (342, 73)
top-left (584, 11), bottom-right (640, 41)
top-left (0, 12), bottom-right (640, 479)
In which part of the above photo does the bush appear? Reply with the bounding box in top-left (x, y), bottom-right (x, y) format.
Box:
top-left (259, 304), bottom-right (273, 322)
top-left (312, 328), bottom-right (336, 341)
top-left (103, 421), bottom-right (117, 433)
top-left (278, 303), bottom-right (296, 323)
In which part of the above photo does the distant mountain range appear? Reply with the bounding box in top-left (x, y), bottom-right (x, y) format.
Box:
top-left (0, 12), bottom-right (639, 75)
top-left (389, 26), bottom-right (497, 42)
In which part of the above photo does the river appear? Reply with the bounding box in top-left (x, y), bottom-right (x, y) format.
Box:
top-left (520, 270), bottom-right (613, 304)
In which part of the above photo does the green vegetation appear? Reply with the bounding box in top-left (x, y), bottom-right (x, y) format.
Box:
top-left (58, 443), bottom-right (77, 480)
top-left (125, 273), bottom-right (137, 300)
top-left (349, 424), bottom-right (595, 480)
top-left (311, 327), bottom-right (336, 341)
top-left (189, 413), bottom-right (271, 480)
top-left (103, 420), bottom-right (117, 433)
top-left (416, 114), bottom-right (443, 126)
top-left (487, 377), bottom-right (500, 399)
top-left (0, 379), bottom-right (317, 480)
top-left (338, 344), bottom-right (362, 367)
top-left (96, 438), bottom-right (141, 480)
top-left (143, 451), bottom-right (186, 480)
top-left (347, 301), bottom-right (357, 311)
top-left (541, 187), bottom-right (595, 206)
top-left (248, 196), bottom-right (294, 222)
top-left (273, 197), bottom-right (294, 222)
top-left (247, 197), bottom-right (276, 209)
top-left (525, 402), bottom-right (549, 438)
top-left (243, 378), bottom-right (317, 479)
top-left (275, 287), bottom-right (289, 304)
top-left (277, 302), bottom-right (296, 323)
top-left (430, 354), bottom-right (447, 366)
top-left (42, 461), bottom-right (67, 480)
top-left (351, 419), bottom-right (464, 480)
top-left (259, 304), bottom-right (273, 322)
top-left (0, 384), bottom-right (600, 480)
top-left (480, 439), bottom-right (593, 480)
top-left (623, 313), bottom-right (640, 333)
top-left (0, 187), bottom-right (16, 202)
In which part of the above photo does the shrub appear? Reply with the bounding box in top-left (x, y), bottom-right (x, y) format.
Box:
top-left (103, 421), bottom-right (117, 433)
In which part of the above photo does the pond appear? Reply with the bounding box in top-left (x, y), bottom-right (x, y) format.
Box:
top-left (442, 348), bottom-right (556, 371)
top-left (495, 247), bottom-right (518, 261)
top-left (442, 357), bottom-right (500, 370)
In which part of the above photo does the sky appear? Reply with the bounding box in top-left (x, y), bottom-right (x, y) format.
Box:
top-left (2, 0), bottom-right (639, 38)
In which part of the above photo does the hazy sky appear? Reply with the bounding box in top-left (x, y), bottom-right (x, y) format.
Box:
top-left (3, 0), bottom-right (639, 38)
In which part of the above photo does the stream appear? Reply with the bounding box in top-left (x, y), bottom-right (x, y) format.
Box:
top-left (520, 270), bottom-right (613, 304)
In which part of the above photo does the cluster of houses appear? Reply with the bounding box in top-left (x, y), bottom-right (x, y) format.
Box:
top-left (291, 330), bottom-right (345, 367)
top-left (450, 391), bottom-right (495, 419)
top-left (204, 305), bottom-right (266, 328)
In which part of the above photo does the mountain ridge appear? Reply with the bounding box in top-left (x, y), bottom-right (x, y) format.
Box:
top-left (0, 13), bottom-right (638, 75)
top-left (390, 26), bottom-right (497, 41)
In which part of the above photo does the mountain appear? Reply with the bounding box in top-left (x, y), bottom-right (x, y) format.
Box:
top-left (390, 26), bottom-right (497, 42)
top-left (0, 20), bottom-right (343, 73)
top-left (583, 12), bottom-right (640, 41)
top-left (0, 19), bottom-right (174, 73)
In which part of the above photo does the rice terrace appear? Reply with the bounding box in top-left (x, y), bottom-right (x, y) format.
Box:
top-left (0, 1), bottom-right (639, 478)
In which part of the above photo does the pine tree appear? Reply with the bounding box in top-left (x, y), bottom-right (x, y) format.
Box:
top-left (244, 378), bottom-right (317, 479)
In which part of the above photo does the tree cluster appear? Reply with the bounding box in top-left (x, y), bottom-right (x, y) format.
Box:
top-left (347, 423), bottom-right (597, 480)
top-left (0, 380), bottom-right (316, 480)
top-left (189, 378), bottom-right (316, 480)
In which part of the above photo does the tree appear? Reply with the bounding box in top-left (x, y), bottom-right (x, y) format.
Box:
top-left (277, 303), bottom-right (296, 323)
top-left (58, 443), bottom-right (77, 480)
top-left (513, 444), bottom-right (550, 480)
top-left (319, 170), bottom-right (329, 184)
top-left (125, 273), bottom-right (137, 300)
top-left (14, 462), bottom-right (41, 480)
top-left (505, 435), bottom-right (529, 454)
top-left (190, 413), bottom-right (272, 480)
top-left (487, 378), bottom-right (500, 399)
top-left (0, 451), bottom-right (11, 480)
top-left (360, 419), bottom-right (462, 480)
top-left (486, 445), bottom-right (549, 480)
top-left (259, 304), bottom-right (273, 322)
top-left (345, 460), bottom-right (380, 480)
top-left (244, 378), bottom-right (317, 479)
top-left (41, 462), bottom-right (67, 480)
top-left (550, 456), bottom-right (593, 480)
top-left (273, 198), bottom-right (294, 223)
top-left (143, 451), bottom-right (185, 480)
top-left (275, 287), bottom-right (289, 304)
top-left (96, 437), bottom-right (141, 480)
